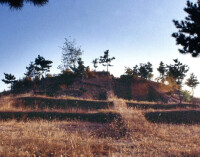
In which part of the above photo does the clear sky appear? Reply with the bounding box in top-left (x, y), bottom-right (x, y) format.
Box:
top-left (0, 0), bottom-right (200, 96)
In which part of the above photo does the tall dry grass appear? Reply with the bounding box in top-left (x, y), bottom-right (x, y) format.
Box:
top-left (0, 120), bottom-right (115, 157)
top-left (0, 96), bottom-right (200, 156)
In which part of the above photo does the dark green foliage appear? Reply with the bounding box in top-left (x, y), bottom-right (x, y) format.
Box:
top-left (99, 50), bottom-right (115, 88)
top-left (34, 55), bottom-right (53, 78)
top-left (124, 65), bottom-right (139, 80)
top-left (185, 73), bottom-right (199, 97)
top-left (172, 0), bottom-right (200, 57)
top-left (124, 67), bottom-right (133, 76)
top-left (92, 58), bottom-right (98, 71)
top-left (98, 91), bottom-right (107, 100)
top-left (99, 50), bottom-right (115, 71)
top-left (157, 61), bottom-right (167, 82)
top-left (11, 69), bottom-right (75, 95)
top-left (120, 75), bottom-right (133, 83)
top-left (167, 59), bottom-right (189, 85)
top-left (14, 97), bottom-right (114, 111)
top-left (181, 90), bottom-right (191, 102)
top-left (133, 65), bottom-right (139, 78)
top-left (59, 38), bottom-right (83, 71)
top-left (12, 77), bottom-right (34, 94)
top-left (2, 73), bottom-right (16, 84)
top-left (126, 62), bottom-right (153, 80)
top-left (42, 72), bottom-right (75, 96)
top-left (0, 0), bottom-right (48, 9)
top-left (2, 73), bottom-right (16, 90)
top-left (167, 59), bottom-right (189, 104)
top-left (59, 69), bottom-right (75, 85)
top-left (138, 62), bottom-right (153, 80)
top-left (24, 62), bottom-right (39, 78)
top-left (70, 58), bottom-right (86, 79)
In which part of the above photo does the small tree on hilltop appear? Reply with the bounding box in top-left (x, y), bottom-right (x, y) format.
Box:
top-left (99, 50), bottom-right (115, 86)
top-left (59, 38), bottom-right (83, 71)
top-left (34, 55), bottom-right (53, 78)
top-left (133, 65), bottom-right (139, 79)
top-left (70, 58), bottom-right (86, 79)
top-left (172, 0), bottom-right (200, 57)
top-left (24, 61), bottom-right (39, 78)
top-left (138, 62), bottom-right (153, 80)
top-left (2, 73), bottom-right (16, 90)
top-left (92, 58), bottom-right (98, 71)
top-left (157, 61), bottom-right (167, 83)
top-left (146, 62), bottom-right (153, 80)
top-left (124, 67), bottom-right (133, 76)
top-left (185, 73), bottom-right (199, 97)
top-left (167, 59), bottom-right (189, 104)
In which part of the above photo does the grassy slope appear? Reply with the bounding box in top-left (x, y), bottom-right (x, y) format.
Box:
top-left (0, 95), bottom-right (199, 156)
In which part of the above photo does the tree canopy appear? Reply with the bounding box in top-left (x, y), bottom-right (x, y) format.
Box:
top-left (167, 59), bottom-right (189, 104)
top-left (0, 0), bottom-right (48, 9)
top-left (2, 73), bottom-right (16, 84)
top-left (24, 61), bottom-right (39, 78)
top-left (172, 0), bottom-right (200, 57)
top-left (34, 55), bottom-right (53, 78)
top-left (157, 61), bottom-right (167, 82)
top-left (99, 50), bottom-right (115, 73)
top-left (59, 38), bottom-right (83, 71)
top-left (92, 58), bottom-right (98, 71)
top-left (185, 73), bottom-right (199, 97)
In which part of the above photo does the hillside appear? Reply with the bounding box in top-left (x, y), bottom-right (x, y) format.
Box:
top-left (1, 71), bottom-right (188, 104)
top-left (0, 93), bottom-right (199, 156)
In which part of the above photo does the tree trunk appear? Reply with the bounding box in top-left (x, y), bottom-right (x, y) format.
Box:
top-left (178, 85), bottom-right (182, 104)
top-left (192, 87), bottom-right (194, 104)
top-left (107, 64), bottom-right (109, 89)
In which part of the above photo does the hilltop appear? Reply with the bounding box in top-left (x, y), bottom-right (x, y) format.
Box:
top-left (1, 70), bottom-right (190, 104)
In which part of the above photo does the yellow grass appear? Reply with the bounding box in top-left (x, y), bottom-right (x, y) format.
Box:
top-left (0, 96), bottom-right (200, 156)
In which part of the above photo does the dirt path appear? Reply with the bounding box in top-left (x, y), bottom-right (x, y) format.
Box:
top-left (107, 91), bottom-right (133, 129)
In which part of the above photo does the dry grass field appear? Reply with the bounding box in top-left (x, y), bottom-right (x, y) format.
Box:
top-left (0, 95), bottom-right (200, 156)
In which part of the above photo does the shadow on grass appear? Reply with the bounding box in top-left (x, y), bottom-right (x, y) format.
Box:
top-left (127, 103), bottom-right (199, 110)
top-left (0, 111), bottom-right (121, 123)
top-left (145, 110), bottom-right (200, 124)
top-left (14, 97), bottom-right (114, 111)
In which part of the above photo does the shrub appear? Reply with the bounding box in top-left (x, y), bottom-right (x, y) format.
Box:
top-left (79, 87), bottom-right (87, 93)
top-left (181, 90), bottom-right (191, 102)
top-left (98, 91), bottom-right (107, 100)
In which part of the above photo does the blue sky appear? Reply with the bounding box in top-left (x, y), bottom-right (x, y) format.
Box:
top-left (0, 0), bottom-right (200, 96)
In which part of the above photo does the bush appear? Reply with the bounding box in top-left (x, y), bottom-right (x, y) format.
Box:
top-left (181, 90), bottom-right (191, 102)
top-left (79, 87), bottom-right (87, 93)
top-left (98, 91), bottom-right (107, 100)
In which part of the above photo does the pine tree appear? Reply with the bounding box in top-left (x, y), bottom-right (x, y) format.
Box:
top-left (172, 0), bottom-right (200, 57)
top-left (92, 58), bottom-right (98, 71)
top-left (167, 59), bottom-right (189, 104)
top-left (0, 0), bottom-right (48, 9)
top-left (99, 50), bottom-right (115, 87)
top-left (124, 67), bottom-right (133, 76)
top-left (59, 38), bottom-right (83, 71)
top-left (34, 55), bottom-right (53, 78)
top-left (24, 62), bottom-right (39, 78)
top-left (2, 73), bottom-right (16, 90)
top-left (185, 73), bottom-right (199, 97)
top-left (138, 62), bottom-right (153, 80)
top-left (70, 58), bottom-right (86, 79)
top-left (157, 61), bottom-right (167, 83)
